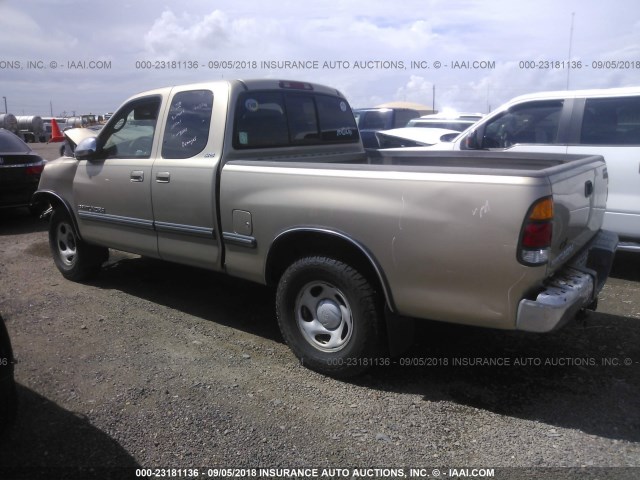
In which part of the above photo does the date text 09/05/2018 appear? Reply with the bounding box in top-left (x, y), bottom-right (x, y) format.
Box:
top-left (519, 60), bottom-right (640, 69)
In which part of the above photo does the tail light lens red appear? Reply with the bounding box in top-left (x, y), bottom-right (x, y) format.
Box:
top-left (522, 222), bottom-right (552, 248)
top-left (26, 163), bottom-right (44, 175)
top-left (519, 197), bottom-right (553, 265)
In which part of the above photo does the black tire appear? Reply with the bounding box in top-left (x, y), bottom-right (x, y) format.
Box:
top-left (48, 209), bottom-right (108, 281)
top-left (276, 256), bottom-right (383, 378)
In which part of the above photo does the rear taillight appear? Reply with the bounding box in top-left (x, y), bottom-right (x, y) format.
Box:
top-left (519, 196), bottom-right (553, 265)
top-left (26, 164), bottom-right (44, 175)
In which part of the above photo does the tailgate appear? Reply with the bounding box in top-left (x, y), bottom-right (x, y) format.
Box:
top-left (546, 154), bottom-right (608, 273)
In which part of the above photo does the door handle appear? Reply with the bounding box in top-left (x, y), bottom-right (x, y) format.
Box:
top-left (156, 172), bottom-right (171, 183)
top-left (130, 171), bottom-right (144, 182)
top-left (584, 180), bottom-right (593, 197)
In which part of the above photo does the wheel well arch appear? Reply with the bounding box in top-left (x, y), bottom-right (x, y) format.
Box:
top-left (265, 228), bottom-right (396, 312)
top-left (32, 190), bottom-right (82, 239)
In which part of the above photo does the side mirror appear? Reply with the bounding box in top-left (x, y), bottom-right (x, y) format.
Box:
top-left (441, 132), bottom-right (460, 143)
top-left (462, 129), bottom-right (481, 150)
top-left (74, 137), bottom-right (98, 160)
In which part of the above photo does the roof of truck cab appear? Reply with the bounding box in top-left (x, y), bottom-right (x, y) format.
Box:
top-left (507, 86), bottom-right (640, 104)
top-left (127, 79), bottom-right (348, 101)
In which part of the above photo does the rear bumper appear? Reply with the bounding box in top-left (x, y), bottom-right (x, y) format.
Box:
top-left (0, 185), bottom-right (39, 209)
top-left (617, 241), bottom-right (640, 253)
top-left (516, 230), bottom-right (618, 333)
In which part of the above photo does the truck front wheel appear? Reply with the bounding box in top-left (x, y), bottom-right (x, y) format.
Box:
top-left (276, 256), bottom-right (383, 377)
top-left (49, 209), bottom-right (108, 281)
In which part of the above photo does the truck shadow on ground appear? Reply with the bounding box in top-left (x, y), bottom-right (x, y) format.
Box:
top-left (94, 254), bottom-right (281, 342)
top-left (363, 247), bottom-right (640, 442)
top-left (363, 314), bottom-right (640, 443)
top-left (92, 253), bottom-right (640, 444)
top-left (610, 250), bottom-right (640, 282)
top-left (0, 385), bottom-right (140, 479)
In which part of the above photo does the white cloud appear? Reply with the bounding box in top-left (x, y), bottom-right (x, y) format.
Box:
top-left (322, 17), bottom-right (440, 53)
top-left (0, 0), bottom-right (639, 114)
top-left (0, 3), bottom-right (78, 56)
top-left (145, 10), bottom-right (229, 57)
top-left (144, 9), bottom-right (280, 59)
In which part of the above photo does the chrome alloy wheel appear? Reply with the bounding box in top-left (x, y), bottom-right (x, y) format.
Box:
top-left (295, 281), bottom-right (354, 352)
top-left (55, 221), bottom-right (77, 267)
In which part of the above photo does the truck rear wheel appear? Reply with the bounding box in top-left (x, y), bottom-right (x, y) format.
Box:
top-left (276, 256), bottom-right (382, 377)
top-left (49, 209), bottom-right (108, 281)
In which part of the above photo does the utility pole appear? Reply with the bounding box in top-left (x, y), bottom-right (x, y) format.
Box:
top-left (432, 85), bottom-right (435, 113)
top-left (50, 100), bottom-right (53, 117)
top-left (567, 12), bottom-right (575, 90)
top-left (486, 83), bottom-right (491, 113)
top-left (2, 96), bottom-right (6, 114)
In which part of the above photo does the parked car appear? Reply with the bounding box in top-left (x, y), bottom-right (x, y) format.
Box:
top-left (375, 127), bottom-right (460, 148)
top-left (0, 313), bottom-right (17, 433)
top-left (354, 108), bottom-right (421, 148)
top-left (0, 128), bottom-right (47, 214)
top-left (422, 87), bottom-right (640, 252)
top-left (406, 112), bottom-right (484, 132)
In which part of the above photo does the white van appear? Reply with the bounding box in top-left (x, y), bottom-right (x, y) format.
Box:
top-left (430, 87), bottom-right (640, 252)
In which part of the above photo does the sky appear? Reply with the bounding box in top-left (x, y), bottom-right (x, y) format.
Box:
top-left (1, 0), bottom-right (639, 117)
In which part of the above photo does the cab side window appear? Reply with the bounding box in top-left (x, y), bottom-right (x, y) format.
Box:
top-left (101, 96), bottom-right (161, 159)
top-left (482, 101), bottom-right (563, 148)
top-left (580, 97), bottom-right (640, 145)
top-left (162, 90), bottom-right (213, 159)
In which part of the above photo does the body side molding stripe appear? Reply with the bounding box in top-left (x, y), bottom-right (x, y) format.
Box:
top-left (78, 211), bottom-right (155, 230)
top-left (222, 232), bottom-right (257, 248)
top-left (155, 221), bottom-right (216, 239)
top-left (79, 212), bottom-right (216, 239)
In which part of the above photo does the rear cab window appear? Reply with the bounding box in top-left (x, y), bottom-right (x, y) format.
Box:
top-left (234, 90), bottom-right (359, 149)
top-left (357, 111), bottom-right (392, 130)
top-left (393, 110), bottom-right (420, 128)
top-left (580, 97), bottom-right (640, 145)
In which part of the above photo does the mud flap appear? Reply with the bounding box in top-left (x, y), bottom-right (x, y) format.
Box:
top-left (585, 230), bottom-right (618, 295)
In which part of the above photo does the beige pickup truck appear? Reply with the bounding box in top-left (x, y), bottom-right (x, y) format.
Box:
top-left (35, 79), bottom-right (618, 377)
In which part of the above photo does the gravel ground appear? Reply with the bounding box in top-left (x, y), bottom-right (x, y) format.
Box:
top-left (0, 143), bottom-right (639, 479)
